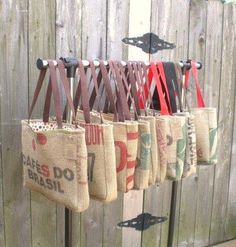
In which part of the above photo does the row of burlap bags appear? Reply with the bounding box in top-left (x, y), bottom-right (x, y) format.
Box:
top-left (21, 59), bottom-right (218, 213)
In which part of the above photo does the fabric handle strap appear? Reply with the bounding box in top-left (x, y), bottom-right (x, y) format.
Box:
top-left (149, 62), bottom-right (169, 115)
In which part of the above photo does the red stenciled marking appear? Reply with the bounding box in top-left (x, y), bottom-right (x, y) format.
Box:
top-left (126, 175), bottom-right (134, 192)
top-left (127, 132), bottom-right (138, 140)
top-left (127, 160), bottom-right (136, 168)
top-left (84, 124), bottom-right (104, 145)
top-left (36, 133), bottom-right (47, 145)
top-left (115, 141), bottom-right (127, 173)
top-left (32, 139), bottom-right (36, 151)
top-left (197, 148), bottom-right (203, 158)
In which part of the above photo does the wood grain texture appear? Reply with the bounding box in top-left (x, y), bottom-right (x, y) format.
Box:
top-left (149, 1), bottom-right (190, 246)
top-left (0, 1), bottom-right (31, 246)
top-left (194, 2), bottom-right (223, 247)
top-left (222, 3), bottom-right (236, 243)
top-left (210, 4), bottom-right (236, 245)
top-left (103, 1), bottom-right (130, 246)
top-left (28, 1), bottom-right (58, 246)
top-left (123, 1), bottom-right (151, 247)
top-left (0, 3), bottom-right (5, 244)
top-left (55, 1), bottom-right (83, 246)
top-left (177, 1), bottom-right (207, 247)
top-left (80, 1), bottom-right (107, 247)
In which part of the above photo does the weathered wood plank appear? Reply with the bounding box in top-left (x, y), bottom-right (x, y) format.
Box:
top-left (28, 1), bottom-right (58, 246)
top-left (175, 1), bottom-right (207, 247)
top-left (0, 1), bottom-right (31, 246)
top-left (55, 1), bottom-right (82, 246)
top-left (123, 1), bottom-right (151, 247)
top-left (223, 3), bottom-right (236, 243)
top-left (194, 2), bottom-right (223, 247)
top-left (0, 126), bottom-right (4, 247)
top-left (149, 1), bottom-right (190, 246)
top-left (145, 1), bottom-right (174, 246)
top-left (103, 1), bottom-right (130, 246)
top-left (80, 1), bottom-right (107, 247)
top-left (0, 3), bottom-right (6, 245)
top-left (210, 4), bottom-right (236, 245)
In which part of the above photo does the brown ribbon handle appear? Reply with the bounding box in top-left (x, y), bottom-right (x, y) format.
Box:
top-left (127, 62), bottom-right (141, 116)
top-left (110, 61), bottom-right (131, 121)
top-left (43, 60), bottom-right (63, 128)
top-left (28, 68), bottom-right (47, 120)
top-left (99, 60), bottom-right (119, 121)
top-left (88, 60), bottom-right (103, 109)
top-left (77, 61), bottom-right (91, 123)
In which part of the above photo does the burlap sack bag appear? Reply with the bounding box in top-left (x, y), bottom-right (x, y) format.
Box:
top-left (74, 61), bottom-right (117, 202)
top-left (191, 108), bottom-right (217, 164)
top-left (22, 60), bottom-right (89, 212)
top-left (127, 62), bottom-right (159, 186)
top-left (158, 116), bottom-right (187, 180)
top-left (155, 117), bottom-right (168, 183)
top-left (149, 62), bottom-right (187, 181)
top-left (185, 62), bottom-right (217, 165)
top-left (133, 120), bottom-right (151, 190)
top-left (174, 112), bottom-right (197, 178)
top-left (100, 61), bottom-right (139, 192)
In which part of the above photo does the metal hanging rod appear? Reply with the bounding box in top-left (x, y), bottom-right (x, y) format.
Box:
top-left (36, 58), bottom-right (202, 70)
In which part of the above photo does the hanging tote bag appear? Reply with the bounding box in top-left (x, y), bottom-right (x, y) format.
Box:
top-left (185, 62), bottom-right (218, 165)
top-left (149, 62), bottom-right (187, 181)
top-left (127, 62), bottom-right (158, 187)
top-left (99, 60), bottom-right (139, 193)
top-left (119, 61), bottom-right (151, 190)
top-left (74, 61), bottom-right (117, 202)
top-left (162, 62), bottom-right (197, 178)
top-left (22, 60), bottom-right (89, 212)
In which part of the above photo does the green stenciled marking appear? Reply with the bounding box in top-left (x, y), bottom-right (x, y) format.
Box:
top-left (176, 124), bottom-right (187, 180)
top-left (209, 128), bottom-right (218, 164)
top-left (137, 133), bottom-right (151, 170)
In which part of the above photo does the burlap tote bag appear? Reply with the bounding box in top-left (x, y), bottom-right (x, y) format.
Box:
top-left (184, 62), bottom-right (217, 165)
top-left (99, 61), bottom-right (139, 193)
top-left (22, 60), bottom-right (89, 212)
top-left (118, 62), bottom-right (152, 190)
top-left (74, 61), bottom-right (117, 202)
top-left (149, 62), bottom-right (187, 181)
top-left (127, 62), bottom-right (157, 187)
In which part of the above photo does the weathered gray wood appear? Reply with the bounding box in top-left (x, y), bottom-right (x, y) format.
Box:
top-left (194, 2), bottom-right (223, 247)
top-left (55, 1), bottom-right (83, 246)
top-left (0, 3), bottom-right (6, 244)
top-left (28, 1), bottom-right (58, 246)
top-left (175, 1), bottom-right (207, 246)
top-left (103, 1), bottom-right (130, 246)
top-left (123, 1), bottom-right (151, 247)
top-left (224, 3), bottom-right (236, 240)
top-left (147, 1), bottom-right (175, 246)
top-left (225, 73), bottom-right (236, 240)
top-left (80, 1), bottom-right (107, 246)
top-left (149, 1), bottom-right (190, 246)
top-left (0, 1), bottom-right (31, 246)
top-left (210, 4), bottom-right (236, 245)
top-left (0, 131), bottom-right (4, 246)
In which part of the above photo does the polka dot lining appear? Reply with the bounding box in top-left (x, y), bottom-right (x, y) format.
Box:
top-left (29, 121), bottom-right (78, 132)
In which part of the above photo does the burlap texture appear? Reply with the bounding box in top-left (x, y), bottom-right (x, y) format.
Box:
top-left (112, 121), bottom-right (139, 192)
top-left (76, 110), bottom-right (117, 202)
top-left (191, 108), bottom-right (217, 164)
top-left (138, 116), bottom-right (159, 185)
top-left (155, 117), bottom-right (168, 183)
top-left (157, 116), bottom-right (187, 181)
top-left (179, 113), bottom-right (197, 178)
top-left (133, 120), bottom-right (151, 190)
top-left (21, 120), bottom-right (89, 212)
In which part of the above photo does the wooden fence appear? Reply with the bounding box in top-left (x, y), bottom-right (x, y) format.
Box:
top-left (0, 0), bottom-right (236, 246)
